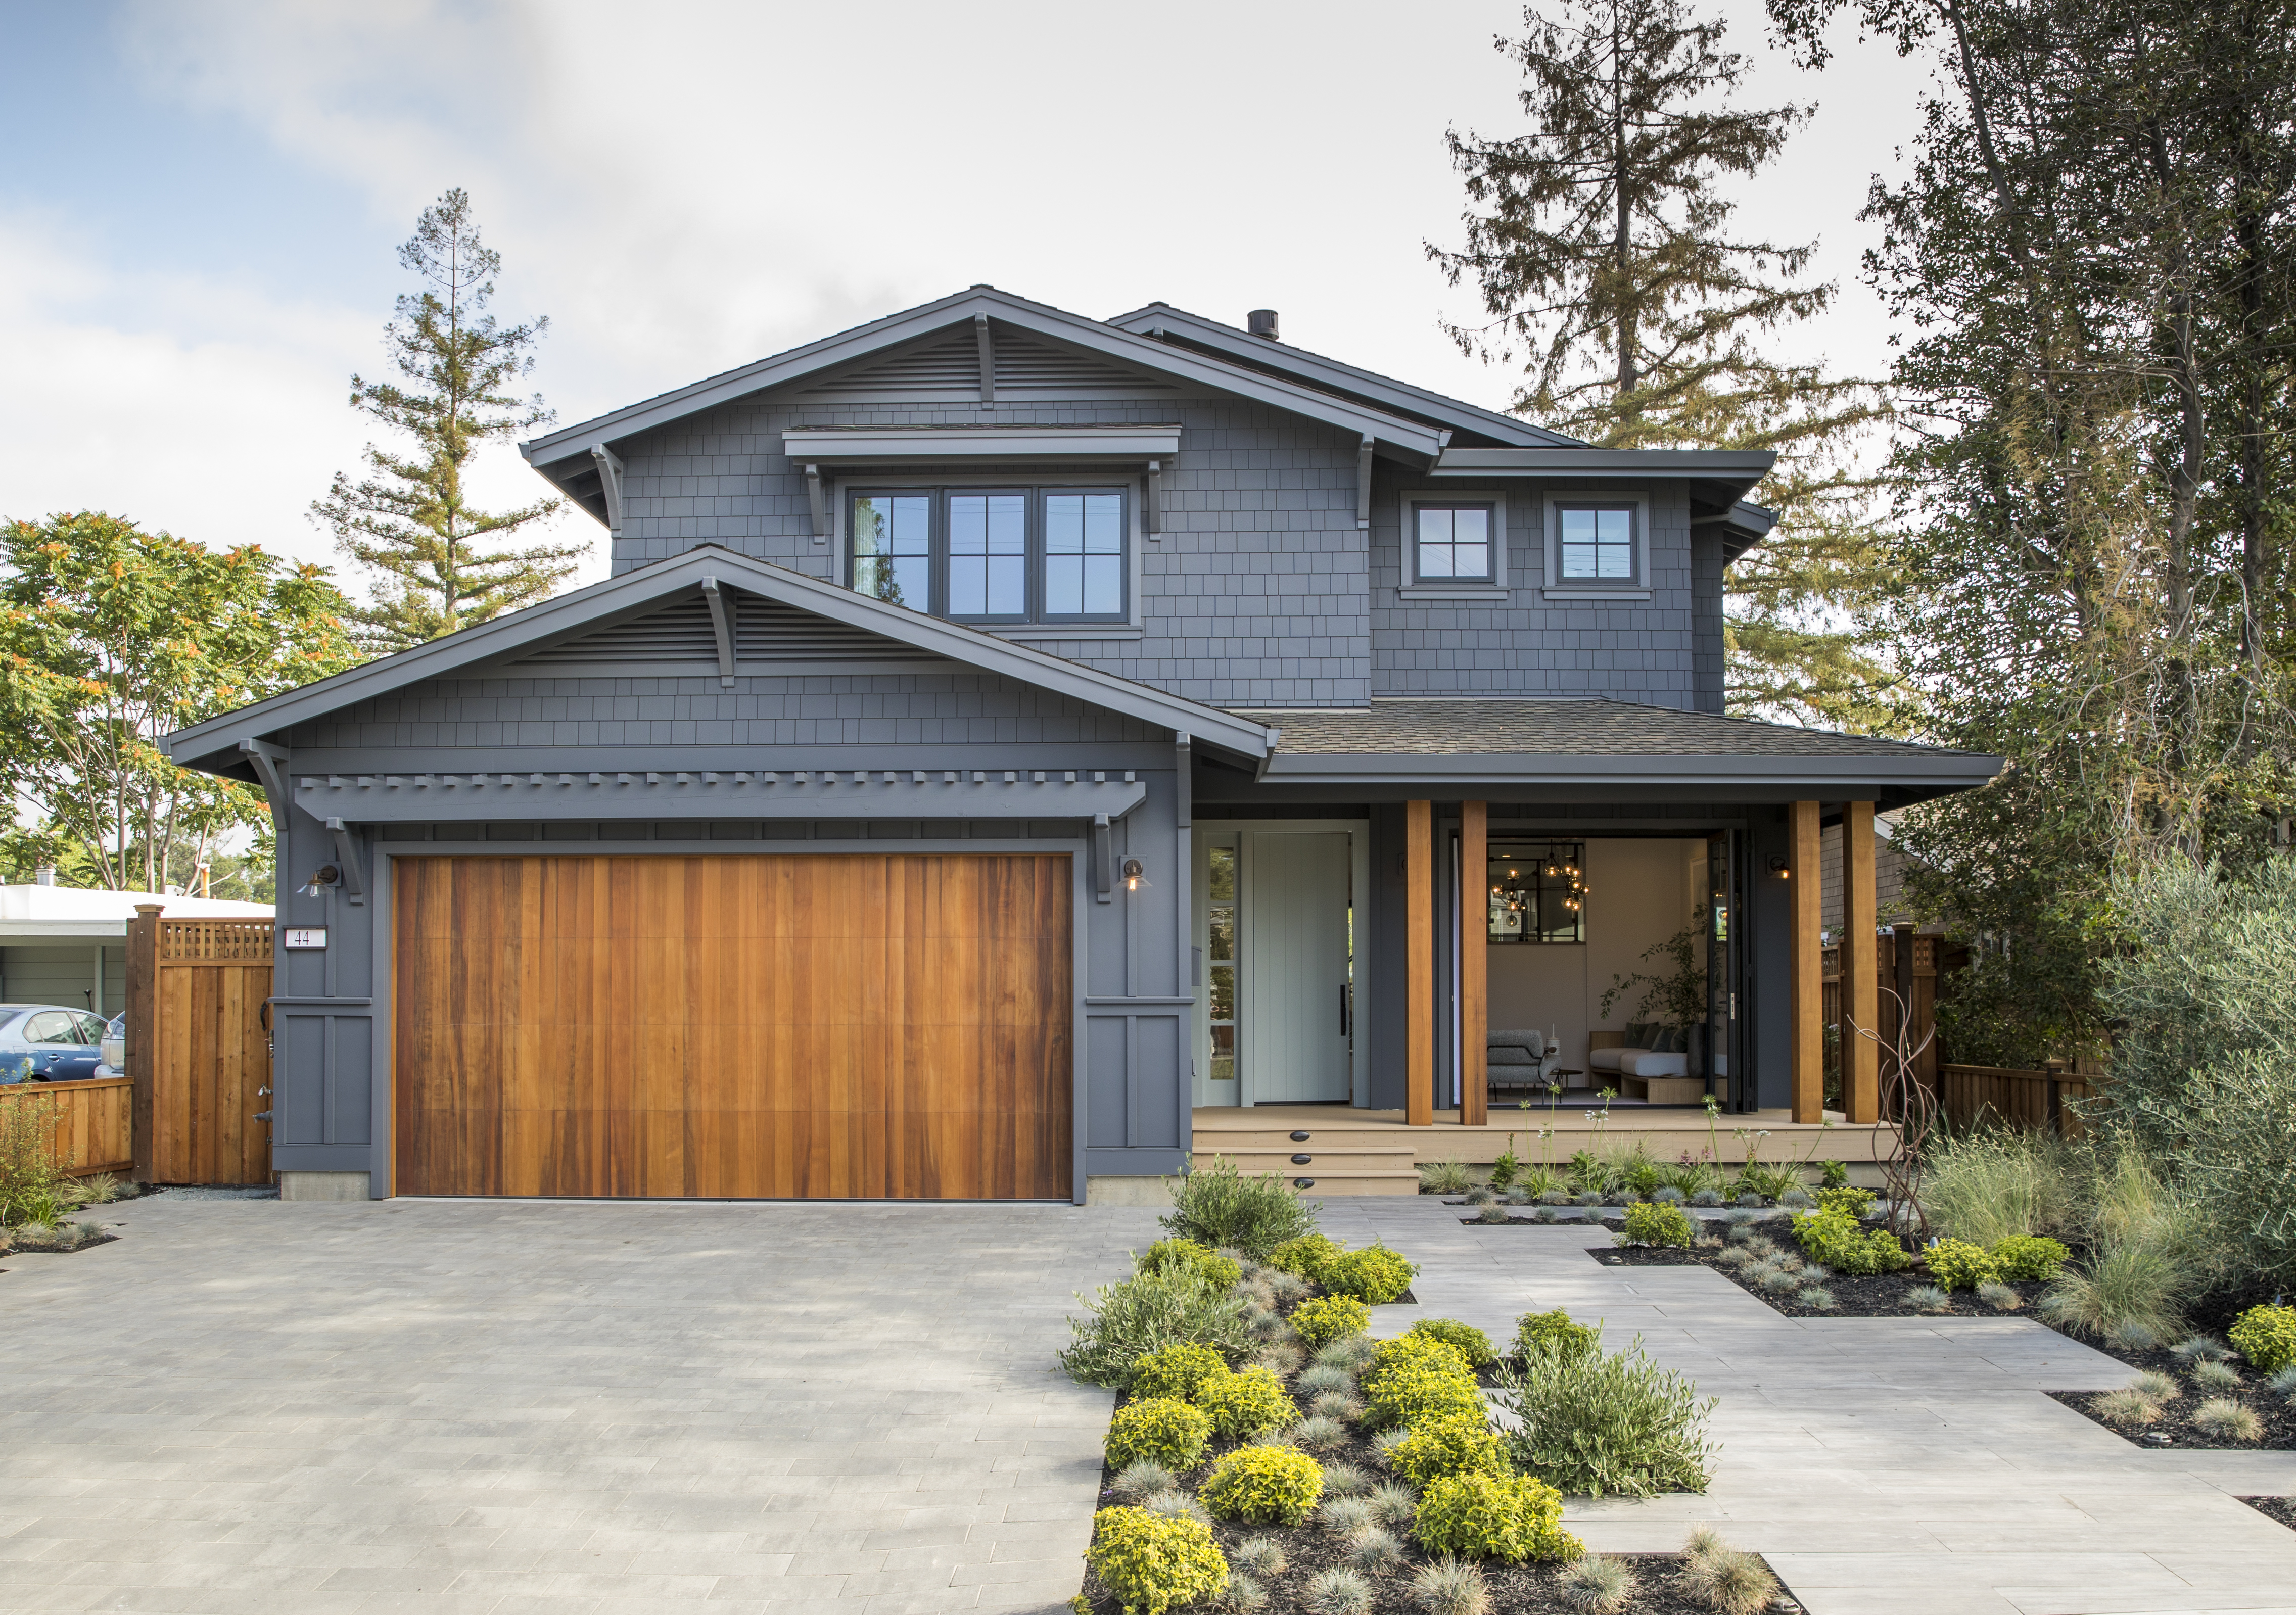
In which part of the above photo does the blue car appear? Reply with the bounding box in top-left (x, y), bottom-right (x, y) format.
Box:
top-left (0, 1005), bottom-right (109, 1083)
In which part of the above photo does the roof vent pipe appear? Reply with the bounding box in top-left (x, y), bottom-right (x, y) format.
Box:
top-left (1247, 309), bottom-right (1280, 340)
top-left (34, 865), bottom-right (56, 886)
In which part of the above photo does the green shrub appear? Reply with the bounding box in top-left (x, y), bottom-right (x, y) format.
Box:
top-left (1197, 1366), bottom-right (1297, 1438)
top-left (1420, 1158), bottom-right (1476, 1194)
top-left (2229, 1304), bottom-right (2296, 1374)
top-left (1989, 1234), bottom-right (2070, 1282)
top-left (1410, 1472), bottom-right (1581, 1564)
top-left (1618, 1202), bottom-right (1695, 1249)
top-left (1135, 1238), bottom-right (1242, 1293)
top-left (1409, 1318), bottom-right (1497, 1370)
top-left (1925, 1238), bottom-right (2001, 1293)
top-left (1814, 1186), bottom-right (1875, 1220)
top-left (1514, 1309), bottom-right (1598, 1364)
top-left (1491, 1326), bottom-right (1716, 1499)
top-left (1200, 1444), bottom-right (1325, 1525)
top-left (1364, 1331), bottom-right (1474, 1393)
top-left (1364, 1364), bottom-right (1482, 1432)
top-left (0, 1092), bottom-right (77, 1229)
top-left (1059, 1273), bottom-right (1254, 1389)
top-left (1287, 1295), bottom-right (1371, 1350)
top-left (1085, 1505), bottom-right (1229, 1614)
top-left (1267, 1233), bottom-right (1346, 1286)
top-left (1732, 1160), bottom-right (1800, 1202)
top-left (1162, 1156), bottom-right (1319, 1260)
top-left (1104, 1397), bottom-right (1212, 1472)
top-left (1385, 1412), bottom-right (1505, 1487)
top-left (1130, 1342), bottom-right (1232, 1404)
top-left (2038, 1232), bottom-right (2195, 1346)
top-left (1791, 1208), bottom-right (1912, 1276)
top-left (1323, 1244), bottom-right (1417, 1304)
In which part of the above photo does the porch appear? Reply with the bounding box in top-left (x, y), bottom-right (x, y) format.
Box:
top-left (1191, 1101), bottom-right (1897, 1196)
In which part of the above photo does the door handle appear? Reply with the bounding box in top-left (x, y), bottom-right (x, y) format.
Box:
top-left (1339, 982), bottom-right (1352, 1037)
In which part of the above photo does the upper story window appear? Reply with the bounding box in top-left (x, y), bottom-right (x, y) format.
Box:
top-left (1554, 502), bottom-right (1639, 584)
top-left (849, 485), bottom-right (1128, 623)
top-left (1414, 503), bottom-right (1494, 582)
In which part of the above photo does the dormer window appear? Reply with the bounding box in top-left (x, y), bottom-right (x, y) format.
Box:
top-left (1543, 496), bottom-right (1650, 596)
top-left (848, 484), bottom-right (1129, 624)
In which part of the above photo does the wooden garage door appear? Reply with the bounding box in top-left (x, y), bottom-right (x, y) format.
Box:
top-left (391, 854), bottom-right (1071, 1199)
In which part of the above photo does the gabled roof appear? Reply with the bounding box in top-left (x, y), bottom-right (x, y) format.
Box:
top-left (1104, 302), bottom-right (1584, 450)
top-left (520, 287), bottom-right (1447, 486)
top-left (165, 546), bottom-right (1277, 782)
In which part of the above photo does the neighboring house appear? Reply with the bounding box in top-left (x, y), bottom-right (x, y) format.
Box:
top-left (1819, 811), bottom-right (1933, 936)
top-left (0, 883), bottom-right (273, 1018)
top-left (164, 288), bottom-right (1998, 1204)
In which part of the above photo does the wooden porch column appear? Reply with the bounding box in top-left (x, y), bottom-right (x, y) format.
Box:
top-left (1407, 799), bottom-right (1433, 1126)
top-left (1461, 802), bottom-right (1488, 1127)
top-left (1843, 800), bottom-right (1880, 1123)
top-left (1789, 801), bottom-right (1824, 1123)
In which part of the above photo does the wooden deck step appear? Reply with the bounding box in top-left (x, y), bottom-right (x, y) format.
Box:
top-left (1191, 1138), bottom-right (1421, 1197)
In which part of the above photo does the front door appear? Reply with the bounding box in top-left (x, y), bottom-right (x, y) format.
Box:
top-left (1246, 832), bottom-right (1353, 1103)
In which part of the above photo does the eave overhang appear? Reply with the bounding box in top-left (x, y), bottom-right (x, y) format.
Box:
top-left (294, 767), bottom-right (1151, 824)
top-left (780, 423), bottom-right (1183, 466)
top-left (1429, 445), bottom-right (1776, 516)
top-left (164, 546), bottom-right (1276, 781)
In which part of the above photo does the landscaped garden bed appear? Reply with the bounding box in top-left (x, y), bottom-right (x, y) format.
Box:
top-left (2241, 1496), bottom-right (2296, 1534)
top-left (1059, 1162), bottom-right (1798, 1614)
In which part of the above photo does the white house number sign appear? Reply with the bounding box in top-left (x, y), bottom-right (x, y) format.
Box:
top-left (282, 928), bottom-right (329, 950)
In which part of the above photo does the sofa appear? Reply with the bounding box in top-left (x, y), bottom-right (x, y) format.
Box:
top-left (1589, 1023), bottom-right (1695, 1078)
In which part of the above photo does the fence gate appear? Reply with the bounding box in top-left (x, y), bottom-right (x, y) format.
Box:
top-left (126, 910), bottom-right (274, 1185)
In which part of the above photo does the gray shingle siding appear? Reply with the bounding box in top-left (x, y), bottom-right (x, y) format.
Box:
top-left (284, 671), bottom-right (1168, 754)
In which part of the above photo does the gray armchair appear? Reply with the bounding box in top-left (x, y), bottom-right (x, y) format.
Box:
top-left (1486, 1028), bottom-right (1573, 1093)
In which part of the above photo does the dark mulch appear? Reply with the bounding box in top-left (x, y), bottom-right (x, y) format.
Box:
top-left (1588, 1238), bottom-right (2012, 1321)
top-left (2046, 1361), bottom-right (2296, 1451)
top-left (1080, 1351), bottom-right (1800, 1615)
top-left (2241, 1495), bottom-right (2296, 1532)
top-left (0, 1231), bottom-right (119, 1261)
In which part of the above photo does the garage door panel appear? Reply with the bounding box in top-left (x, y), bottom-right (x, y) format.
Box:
top-left (393, 852), bottom-right (1073, 1200)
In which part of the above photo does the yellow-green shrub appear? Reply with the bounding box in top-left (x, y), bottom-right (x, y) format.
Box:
top-left (1409, 1317), bottom-right (1497, 1369)
top-left (1989, 1235), bottom-right (2069, 1282)
top-left (1385, 1411), bottom-right (1505, 1486)
top-left (2229, 1303), bottom-right (2296, 1374)
top-left (1411, 1472), bottom-right (1581, 1563)
top-left (1815, 1186), bottom-right (1875, 1219)
top-left (1364, 1363), bottom-right (1482, 1432)
top-left (1323, 1243), bottom-right (1418, 1304)
top-left (1619, 1202), bottom-right (1695, 1248)
top-left (1130, 1342), bottom-right (1231, 1404)
top-left (1085, 1505), bottom-right (1228, 1614)
top-left (1287, 1295), bottom-right (1370, 1350)
top-left (1365, 1329), bottom-right (1474, 1390)
top-left (1515, 1309), bottom-right (1597, 1364)
top-left (1134, 1237), bottom-right (1241, 1293)
top-left (1925, 1237), bottom-right (2001, 1292)
top-left (1196, 1365), bottom-right (1296, 1438)
top-left (1199, 1443), bottom-right (1324, 1525)
top-left (1267, 1233), bottom-right (1345, 1285)
top-left (1103, 1397), bottom-right (1211, 1472)
top-left (1791, 1207), bottom-right (1912, 1276)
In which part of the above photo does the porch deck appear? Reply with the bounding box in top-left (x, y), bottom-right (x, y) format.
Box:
top-left (1192, 1103), bottom-right (1896, 1195)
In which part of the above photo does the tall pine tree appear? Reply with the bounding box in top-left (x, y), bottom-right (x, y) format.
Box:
top-left (1430, 0), bottom-right (1901, 729)
top-left (314, 189), bottom-right (584, 651)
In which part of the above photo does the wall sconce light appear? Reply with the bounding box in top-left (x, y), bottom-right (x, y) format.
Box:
top-left (1767, 854), bottom-right (1791, 880)
top-left (299, 864), bottom-right (342, 899)
top-left (1122, 857), bottom-right (1146, 892)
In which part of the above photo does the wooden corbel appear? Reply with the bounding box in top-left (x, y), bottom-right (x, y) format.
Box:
top-left (700, 576), bottom-right (736, 688)
top-left (238, 739), bottom-right (290, 830)
top-left (1145, 461), bottom-right (1162, 537)
top-left (806, 463), bottom-right (828, 545)
top-left (589, 442), bottom-right (625, 535)
top-left (1356, 437), bottom-right (1375, 531)
top-left (974, 313), bottom-right (996, 411)
top-left (324, 817), bottom-right (366, 906)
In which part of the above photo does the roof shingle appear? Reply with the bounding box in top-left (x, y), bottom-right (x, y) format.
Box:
top-left (1230, 699), bottom-right (1978, 760)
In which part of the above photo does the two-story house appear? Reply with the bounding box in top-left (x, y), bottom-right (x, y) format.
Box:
top-left (166, 288), bottom-right (1997, 1203)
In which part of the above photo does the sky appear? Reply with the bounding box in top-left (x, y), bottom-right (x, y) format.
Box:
top-left (0, 0), bottom-right (1938, 596)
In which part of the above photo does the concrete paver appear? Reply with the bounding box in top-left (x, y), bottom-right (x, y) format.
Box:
top-left (7, 1190), bottom-right (2296, 1612)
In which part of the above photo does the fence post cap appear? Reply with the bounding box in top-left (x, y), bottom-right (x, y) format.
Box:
top-left (132, 903), bottom-right (165, 915)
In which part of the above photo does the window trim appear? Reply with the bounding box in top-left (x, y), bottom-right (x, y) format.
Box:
top-left (835, 471), bottom-right (1144, 632)
top-left (1398, 490), bottom-right (1510, 599)
top-left (1542, 492), bottom-right (1652, 599)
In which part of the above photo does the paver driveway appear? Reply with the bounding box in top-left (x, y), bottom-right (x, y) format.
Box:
top-left (0, 1194), bottom-right (1162, 1615)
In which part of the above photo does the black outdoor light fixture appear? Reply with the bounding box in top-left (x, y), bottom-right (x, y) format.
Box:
top-left (298, 864), bottom-right (342, 898)
top-left (1122, 857), bottom-right (1146, 892)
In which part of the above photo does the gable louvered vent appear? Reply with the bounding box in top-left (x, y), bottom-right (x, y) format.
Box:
top-left (994, 327), bottom-right (1167, 394)
top-left (737, 596), bottom-right (938, 662)
top-left (521, 594), bottom-right (720, 663)
top-left (512, 587), bottom-right (941, 668)
top-left (806, 328), bottom-right (980, 398)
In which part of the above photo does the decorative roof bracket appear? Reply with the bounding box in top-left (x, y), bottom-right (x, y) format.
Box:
top-left (699, 576), bottom-right (736, 688)
top-left (324, 816), bottom-right (366, 905)
top-left (974, 313), bottom-right (996, 412)
top-left (1357, 436), bottom-right (1375, 530)
top-left (588, 441), bottom-right (625, 535)
top-left (806, 463), bottom-right (828, 544)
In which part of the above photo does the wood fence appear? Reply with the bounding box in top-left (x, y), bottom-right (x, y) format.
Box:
top-left (126, 909), bottom-right (273, 1185)
top-left (1940, 1061), bottom-right (2097, 1135)
top-left (1821, 929), bottom-right (1941, 1098)
top-left (0, 1076), bottom-right (134, 1178)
